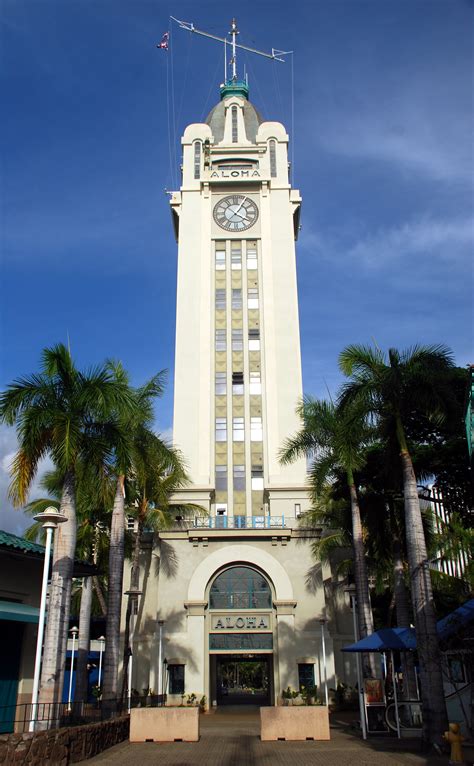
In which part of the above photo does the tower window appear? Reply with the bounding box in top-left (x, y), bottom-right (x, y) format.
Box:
top-left (215, 465), bottom-right (228, 490)
top-left (232, 371), bottom-right (244, 395)
top-left (216, 329), bottom-right (226, 351)
top-left (251, 465), bottom-right (264, 490)
top-left (269, 139), bottom-right (277, 178)
top-left (249, 371), bottom-right (261, 394)
top-left (232, 289), bottom-right (242, 310)
top-left (251, 416), bottom-right (263, 442)
top-left (231, 106), bottom-right (238, 143)
top-left (215, 289), bottom-right (226, 310)
top-left (246, 243), bottom-right (257, 270)
top-left (233, 417), bottom-right (245, 441)
top-left (194, 142), bottom-right (201, 179)
top-left (232, 329), bottom-right (243, 351)
top-left (215, 251), bottom-right (226, 270)
top-left (216, 418), bottom-right (227, 441)
top-left (215, 372), bottom-right (227, 395)
top-left (233, 464), bottom-right (245, 491)
top-left (248, 328), bottom-right (260, 351)
top-left (231, 250), bottom-right (242, 270)
top-left (248, 287), bottom-right (259, 309)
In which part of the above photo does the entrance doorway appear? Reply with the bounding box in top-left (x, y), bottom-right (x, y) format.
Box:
top-left (213, 654), bottom-right (272, 706)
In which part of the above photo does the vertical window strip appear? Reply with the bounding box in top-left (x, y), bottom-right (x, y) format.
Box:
top-left (194, 142), bottom-right (201, 179)
top-left (231, 106), bottom-right (238, 142)
top-left (269, 140), bottom-right (277, 177)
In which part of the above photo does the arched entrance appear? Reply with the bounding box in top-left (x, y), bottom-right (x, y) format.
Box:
top-left (208, 565), bottom-right (273, 706)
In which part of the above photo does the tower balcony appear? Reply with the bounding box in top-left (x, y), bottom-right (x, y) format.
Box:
top-left (193, 515), bottom-right (286, 530)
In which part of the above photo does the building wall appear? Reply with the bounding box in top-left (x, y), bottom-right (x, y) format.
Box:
top-left (0, 554), bottom-right (42, 709)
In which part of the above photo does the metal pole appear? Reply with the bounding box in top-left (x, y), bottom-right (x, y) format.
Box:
top-left (128, 611), bottom-right (134, 714)
top-left (67, 627), bottom-right (78, 711)
top-left (97, 636), bottom-right (105, 688)
top-left (224, 39), bottom-right (227, 82)
top-left (351, 595), bottom-right (367, 740)
top-left (391, 651), bottom-right (401, 738)
top-left (29, 525), bottom-right (54, 732)
top-left (320, 620), bottom-right (329, 705)
top-left (157, 620), bottom-right (165, 703)
top-left (231, 18), bottom-right (237, 80)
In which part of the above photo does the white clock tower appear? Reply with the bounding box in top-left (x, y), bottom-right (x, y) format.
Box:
top-left (170, 66), bottom-right (308, 527)
top-left (125, 22), bottom-right (354, 708)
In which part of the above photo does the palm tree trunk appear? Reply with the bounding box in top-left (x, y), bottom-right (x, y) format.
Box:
top-left (74, 576), bottom-right (92, 702)
top-left (348, 476), bottom-right (377, 679)
top-left (39, 470), bottom-right (76, 708)
top-left (102, 475), bottom-right (125, 702)
top-left (92, 576), bottom-right (107, 617)
top-left (398, 428), bottom-right (448, 747)
top-left (391, 534), bottom-right (418, 700)
top-left (120, 506), bottom-right (145, 703)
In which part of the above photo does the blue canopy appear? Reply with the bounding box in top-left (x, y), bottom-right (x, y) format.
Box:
top-left (437, 598), bottom-right (474, 642)
top-left (343, 599), bottom-right (474, 653)
top-left (342, 627), bottom-right (417, 653)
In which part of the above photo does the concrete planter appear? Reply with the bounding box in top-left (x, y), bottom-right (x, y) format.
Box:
top-left (130, 707), bottom-right (199, 743)
top-left (260, 705), bottom-right (330, 741)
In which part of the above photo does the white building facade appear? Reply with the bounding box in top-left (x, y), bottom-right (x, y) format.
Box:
top-left (127, 77), bottom-right (354, 706)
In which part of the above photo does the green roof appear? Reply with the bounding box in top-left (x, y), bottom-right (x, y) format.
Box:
top-left (0, 529), bottom-right (96, 576)
top-left (0, 529), bottom-right (47, 556)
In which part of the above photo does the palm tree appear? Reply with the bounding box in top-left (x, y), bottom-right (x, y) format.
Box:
top-left (120, 431), bottom-right (195, 700)
top-left (338, 343), bottom-right (454, 747)
top-left (101, 368), bottom-right (167, 703)
top-left (0, 343), bottom-right (136, 707)
top-left (280, 397), bottom-right (377, 677)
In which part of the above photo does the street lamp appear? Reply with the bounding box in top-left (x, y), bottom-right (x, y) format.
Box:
top-left (29, 506), bottom-right (67, 732)
top-left (124, 588), bottom-right (142, 713)
top-left (157, 620), bottom-right (166, 704)
top-left (97, 635), bottom-right (105, 688)
top-left (67, 626), bottom-right (79, 711)
top-left (319, 619), bottom-right (329, 706)
top-left (344, 585), bottom-right (367, 740)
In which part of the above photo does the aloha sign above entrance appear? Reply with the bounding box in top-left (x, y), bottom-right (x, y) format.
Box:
top-left (211, 614), bottom-right (270, 631)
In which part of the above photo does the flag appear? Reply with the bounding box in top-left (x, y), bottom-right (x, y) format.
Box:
top-left (157, 32), bottom-right (169, 51)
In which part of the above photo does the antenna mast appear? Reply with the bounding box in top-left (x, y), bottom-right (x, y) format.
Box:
top-left (170, 16), bottom-right (292, 83)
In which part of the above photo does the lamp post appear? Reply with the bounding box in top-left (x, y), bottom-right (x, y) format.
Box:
top-left (97, 635), bottom-right (105, 688)
top-left (157, 619), bottom-right (165, 704)
top-left (67, 626), bottom-right (79, 711)
top-left (124, 588), bottom-right (142, 714)
top-left (29, 507), bottom-right (67, 732)
top-left (344, 585), bottom-right (367, 740)
top-left (319, 619), bottom-right (329, 706)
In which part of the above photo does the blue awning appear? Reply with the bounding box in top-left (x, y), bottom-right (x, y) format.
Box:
top-left (342, 627), bottom-right (417, 653)
top-left (0, 600), bottom-right (39, 624)
top-left (343, 599), bottom-right (474, 653)
top-left (437, 598), bottom-right (474, 642)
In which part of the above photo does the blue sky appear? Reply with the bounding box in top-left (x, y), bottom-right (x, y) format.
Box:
top-left (1, 0), bottom-right (473, 534)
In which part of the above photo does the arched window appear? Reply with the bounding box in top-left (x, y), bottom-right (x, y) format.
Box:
top-left (210, 566), bottom-right (272, 609)
top-left (269, 140), bottom-right (277, 177)
top-left (231, 106), bottom-right (238, 143)
top-left (194, 141), bottom-right (201, 179)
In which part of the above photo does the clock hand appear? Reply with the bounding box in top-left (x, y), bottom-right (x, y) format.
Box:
top-left (233, 197), bottom-right (248, 216)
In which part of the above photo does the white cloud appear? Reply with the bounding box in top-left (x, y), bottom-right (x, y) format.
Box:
top-left (298, 215), bottom-right (473, 271)
top-left (0, 424), bottom-right (53, 535)
top-left (348, 216), bottom-right (474, 268)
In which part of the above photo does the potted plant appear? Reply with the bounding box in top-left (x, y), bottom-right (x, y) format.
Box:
top-left (199, 695), bottom-right (207, 713)
top-left (281, 686), bottom-right (298, 706)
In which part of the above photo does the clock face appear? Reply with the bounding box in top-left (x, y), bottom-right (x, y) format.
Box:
top-left (213, 195), bottom-right (259, 232)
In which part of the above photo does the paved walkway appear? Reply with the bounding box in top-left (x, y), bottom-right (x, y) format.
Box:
top-left (88, 708), bottom-right (466, 766)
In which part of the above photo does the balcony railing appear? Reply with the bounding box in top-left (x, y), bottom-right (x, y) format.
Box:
top-left (193, 515), bottom-right (286, 530)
